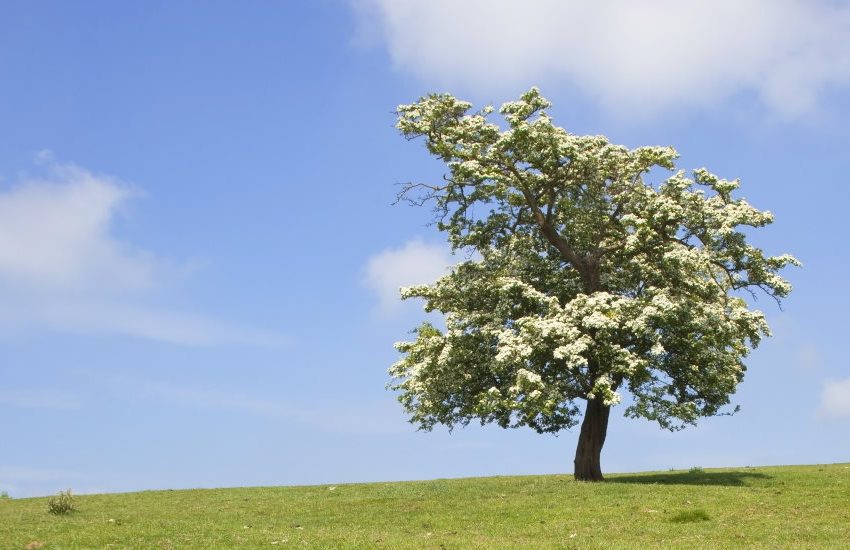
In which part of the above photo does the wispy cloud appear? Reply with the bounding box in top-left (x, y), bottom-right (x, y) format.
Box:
top-left (0, 389), bottom-right (81, 410)
top-left (0, 299), bottom-right (285, 347)
top-left (0, 155), bottom-right (284, 347)
top-left (354, 0), bottom-right (850, 118)
top-left (0, 465), bottom-right (79, 483)
top-left (818, 377), bottom-right (850, 419)
top-left (363, 238), bottom-right (454, 315)
top-left (0, 466), bottom-right (110, 498)
top-left (796, 343), bottom-right (821, 370)
top-left (103, 373), bottom-right (409, 435)
top-left (141, 380), bottom-right (298, 418)
top-left (0, 466), bottom-right (79, 498)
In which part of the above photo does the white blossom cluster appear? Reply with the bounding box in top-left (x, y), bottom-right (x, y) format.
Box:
top-left (390, 88), bottom-right (798, 434)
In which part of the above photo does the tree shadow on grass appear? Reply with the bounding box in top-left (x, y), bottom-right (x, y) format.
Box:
top-left (606, 470), bottom-right (772, 487)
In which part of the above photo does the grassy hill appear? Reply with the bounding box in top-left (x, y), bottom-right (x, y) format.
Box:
top-left (2, 463), bottom-right (848, 549)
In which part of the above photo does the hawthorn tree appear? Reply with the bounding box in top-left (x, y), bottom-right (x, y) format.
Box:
top-left (389, 88), bottom-right (798, 481)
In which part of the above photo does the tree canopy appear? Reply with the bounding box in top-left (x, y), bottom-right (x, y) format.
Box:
top-left (389, 88), bottom-right (799, 480)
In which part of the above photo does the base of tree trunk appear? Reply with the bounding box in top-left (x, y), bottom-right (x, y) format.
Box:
top-left (573, 397), bottom-right (610, 481)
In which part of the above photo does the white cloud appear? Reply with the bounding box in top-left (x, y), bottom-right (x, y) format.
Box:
top-left (818, 377), bottom-right (850, 419)
top-left (0, 161), bottom-right (153, 293)
top-left (364, 238), bottom-right (454, 314)
top-left (0, 156), bottom-right (284, 346)
top-left (354, 0), bottom-right (850, 118)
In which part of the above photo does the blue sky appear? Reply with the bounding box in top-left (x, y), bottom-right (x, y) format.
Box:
top-left (1, 0), bottom-right (849, 497)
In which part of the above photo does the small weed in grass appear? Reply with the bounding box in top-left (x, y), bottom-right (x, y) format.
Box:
top-left (47, 489), bottom-right (76, 515)
top-left (670, 509), bottom-right (710, 523)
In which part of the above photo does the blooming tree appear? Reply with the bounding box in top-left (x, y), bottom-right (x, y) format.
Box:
top-left (389, 89), bottom-right (798, 481)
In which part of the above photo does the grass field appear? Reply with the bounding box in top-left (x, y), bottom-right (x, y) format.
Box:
top-left (2, 463), bottom-right (849, 549)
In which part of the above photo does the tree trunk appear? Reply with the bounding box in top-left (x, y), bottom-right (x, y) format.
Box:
top-left (573, 397), bottom-right (610, 481)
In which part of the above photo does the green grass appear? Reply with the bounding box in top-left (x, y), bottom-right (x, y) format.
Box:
top-left (669, 508), bottom-right (710, 523)
top-left (1, 463), bottom-right (848, 548)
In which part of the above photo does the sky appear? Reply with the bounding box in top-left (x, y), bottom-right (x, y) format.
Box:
top-left (1, 0), bottom-right (849, 497)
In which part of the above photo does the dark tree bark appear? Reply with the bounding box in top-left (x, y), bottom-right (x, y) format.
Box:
top-left (573, 397), bottom-right (611, 481)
